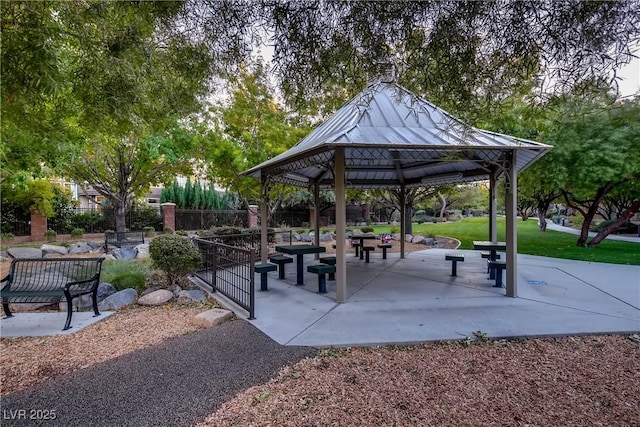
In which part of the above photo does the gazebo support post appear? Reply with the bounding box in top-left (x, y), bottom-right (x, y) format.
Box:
top-left (260, 176), bottom-right (269, 264)
top-left (505, 151), bottom-right (518, 297)
top-left (313, 182), bottom-right (320, 260)
top-left (400, 184), bottom-right (406, 259)
top-left (489, 171), bottom-right (498, 242)
top-left (334, 147), bottom-right (347, 303)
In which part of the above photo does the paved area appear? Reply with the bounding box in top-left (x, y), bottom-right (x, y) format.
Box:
top-left (231, 248), bottom-right (640, 347)
top-left (545, 221), bottom-right (640, 242)
top-left (1, 321), bottom-right (314, 427)
top-left (1, 311), bottom-right (115, 337)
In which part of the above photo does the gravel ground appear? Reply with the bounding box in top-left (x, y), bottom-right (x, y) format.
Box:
top-left (1, 320), bottom-right (315, 427)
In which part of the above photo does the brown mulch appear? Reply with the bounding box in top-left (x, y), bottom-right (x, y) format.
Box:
top-left (200, 335), bottom-right (640, 427)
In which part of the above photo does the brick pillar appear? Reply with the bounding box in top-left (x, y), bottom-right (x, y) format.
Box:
top-left (363, 205), bottom-right (371, 221)
top-left (30, 211), bottom-right (47, 242)
top-left (248, 205), bottom-right (259, 228)
top-left (161, 203), bottom-right (176, 231)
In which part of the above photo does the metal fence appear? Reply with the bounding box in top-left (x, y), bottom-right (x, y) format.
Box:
top-left (47, 206), bottom-right (162, 235)
top-left (197, 230), bottom-right (294, 262)
top-left (175, 209), bottom-right (248, 231)
top-left (269, 209), bottom-right (310, 228)
top-left (192, 238), bottom-right (256, 319)
top-left (1, 209), bottom-right (31, 236)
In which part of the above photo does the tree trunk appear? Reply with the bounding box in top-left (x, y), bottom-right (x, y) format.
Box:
top-left (438, 193), bottom-right (447, 222)
top-left (114, 202), bottom-right (127, 233)
top-left (587, 200), bottom-right (640, 247)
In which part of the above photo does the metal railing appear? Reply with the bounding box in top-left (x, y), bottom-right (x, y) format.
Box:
top-left (197, 230), bottom-right (294, 262)
top-left (192, 238), bottom-right (256, 319)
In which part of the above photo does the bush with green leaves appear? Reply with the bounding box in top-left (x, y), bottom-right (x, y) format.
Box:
top-left (163, 226), bottom-right (174, 234)
top-left (0, 232), bottom-right (15, 242)
top-left (44, 229), bottom-right (57, 242)
top-left (149, 234), bottom-right (201, 286)
top-left (360, 226), bottom-right (374, 233)
top-left (100, 259), bottom-right (150, 293)
top-left (143, 226), bottom-right (155, 237)
top-left (70, 228), bottom-right (84, 238)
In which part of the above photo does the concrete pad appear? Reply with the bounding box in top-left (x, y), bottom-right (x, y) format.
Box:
top-left (242, 249), bottom-right (639, 347)
top-left (0, 311), bottom-right (115, 337)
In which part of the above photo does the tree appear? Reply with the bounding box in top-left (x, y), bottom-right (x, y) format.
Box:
top-left (204, 61), bottom-right (310, 220)
top-left (180, 1), bottom-right (640, 118)
top-left (550, 96), bottom-right (640, 247)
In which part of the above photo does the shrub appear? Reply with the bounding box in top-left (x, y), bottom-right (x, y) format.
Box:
top-left (300, 221), bottom-right (310, 228)
top-left (360, 226), bottom-right (374, 233)
top-left (149, 234), bottom-right (202, 286)
top-left (44, 229), bottom-right (57, 242)
top-left (390, 227), bottom-right (399, 234)
top-left (143, 226), bottom-right (155, 237)
top-left (163, 226), bottom-right (174, 234)
top-left (100, 259), bottom-right (150, 293)
top-left (0, 232), bottom-right (15, 243)
top-left (70, 228), bottom-right (84, 238)
top-left (176, 229), bottom-right (188, 236)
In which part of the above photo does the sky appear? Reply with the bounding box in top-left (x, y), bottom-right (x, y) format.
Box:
top-left (617, 56), bottom-right (640, 97)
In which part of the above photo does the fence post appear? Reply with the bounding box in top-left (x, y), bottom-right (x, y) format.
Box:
top-left (161, 203), bottom-right (176, 231)
top-left (248, 204), bottom-right (259, 228)
top-left (30, 211), bottom-right (47, 242)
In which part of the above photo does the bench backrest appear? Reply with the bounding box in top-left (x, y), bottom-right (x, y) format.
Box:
top-left (2, 258), bottom-right (104, 293)
top-left (105, 231), bottom-right (144, 247)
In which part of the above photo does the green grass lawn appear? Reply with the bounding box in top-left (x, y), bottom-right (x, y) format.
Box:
top-left (370, 217), bottom-right (640, 266)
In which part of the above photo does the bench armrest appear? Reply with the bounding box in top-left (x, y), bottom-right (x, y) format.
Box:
top-left (64, 275), bottom-right (101, 292)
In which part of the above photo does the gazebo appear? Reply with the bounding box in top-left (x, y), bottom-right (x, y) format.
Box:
top-left (243, 79), bottom-right (551, 302)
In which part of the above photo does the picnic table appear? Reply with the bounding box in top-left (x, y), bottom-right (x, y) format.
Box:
top-left (473, 241), bottom-right (506, 279)
top-left (351, 235), bottom-right (376, 259)
top-left (275, 245), bottom-right (327, 286)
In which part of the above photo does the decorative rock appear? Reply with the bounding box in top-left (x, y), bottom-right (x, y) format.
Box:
top-left (293, 233), bottom-right (301, 241)
top-left (41, 244), bottom-right (68, 256)
top-left (352, 230), bottom-right (363, 236)
top-left (97, 283), bottom-right (117, 300)
top-left (101, 254), bottom-right (117, 261)
top-left (98, 288), bottom-right (137, 311)
top-left (7, 247), bottom-right (43, 259)
top-left (411, 235), bottom-right (425, 244)
top-left (141, 287), bottom-right (161, 297)
top-left (405, 234), bottom-right (413, 243)
top-left (137, 289), bottom-right (173, 306)
top-left (177, 289), bottom-right (207, 305)
top-left (298, 233), bottom-right (311, 242)
top-left (134, 243), bottom-right (150, 259)
top-left (112, 247), bottom-right (138, 260)
top-left (193, 308), bottom-right (233, 328)
top-left (9, 302), bottom-right (53, 312)
top-left (168, 284), bottom-right (182, 295)
top-left (68, 242), bottom-right (93, 255)
top-left (87, 241), bottom-right (103, 251)
top-left (423, 237), bottom-right (436, 245)
top-left (319, 233), bottom-right (333, 242)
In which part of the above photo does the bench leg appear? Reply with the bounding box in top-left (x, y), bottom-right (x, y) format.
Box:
top-left (354, 246), bottom-right (359, 257)
top-left (260, 272), bottom-right (269, 291)
top-left (278, 265), bottom-right (286, 280)
top-left (382, 248), bottom-right (387, 259)
top-left (451, 260), bottom-right (458, 276)
top-left (63, 293), bottom-right (73, 331)
top-left (318, 273), bottom-right (327, 294)
top-left (365, 250), bottom-right (371, 263)
top-left (494, 268), bottom-right (504, 287)
top-left (328, 271), bottom-right (335, 281)
top-left (2, 302), bottom-right (13, 318)
top-left (92, 290), bottom-right (101, 317)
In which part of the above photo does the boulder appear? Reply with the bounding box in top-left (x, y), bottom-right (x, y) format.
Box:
top-left (141, 286), bottom-right (161, 297)
top-left (352, 230), bottom-right (363, 236)
top-left (404, 234), bottom-right (413, 243)
top-left (293, 233), bottom-right (301, 241)
top-left (298, 233), bottom-right (311, 242)
top-left (137, 289), bottom-right (173, 306)
top-left (41, 244), bottom-right (68, 256)
top-left (423, 237), bottom-right (436, 245)
top-left (168, 284), bottom-right (183, 295)
top-left (411, 235), bottom-right (425, 244)
top-left (192, 308), bottom-right (233, 328)
top-left (87, 241), bottom-right (103, 251)
top-left (176, 289), bottom-right (208, 305)
top-left (7, 247), bottom-right (43, 259)
top-left (68, 242), bottom-right (93, 255)
top-left (101, 254), bottom-right (117, 261)
top-left (97, 283), bottom-right (117, 300)
top-left (98, 288), bottom-right (137, 311)
top-left (112, 247), bottom-right (137, 261)
top-left (319, 233), bottom-right (333, 242)
top-left (8, 302), bottom-right (53, 312)
top-left (134, 243), bottom-right (150, 259)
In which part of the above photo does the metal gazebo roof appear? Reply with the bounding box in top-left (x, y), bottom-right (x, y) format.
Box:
top-left (243, 81), bottom-right (551, 187)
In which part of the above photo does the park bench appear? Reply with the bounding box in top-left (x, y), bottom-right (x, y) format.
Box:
top-left (445, 252), bottom-right (465, 276)
top-left (319, 256), bottom-right (336, 280)
top-left (1, 258), bottom-right (104, 330)
top-left (104, 231), bottom-right (145, 252)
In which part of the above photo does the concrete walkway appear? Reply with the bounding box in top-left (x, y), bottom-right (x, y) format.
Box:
top-left (227, 249), bottom-right (640, 347)
top-left (545, 220), bottom-right (640, 242)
